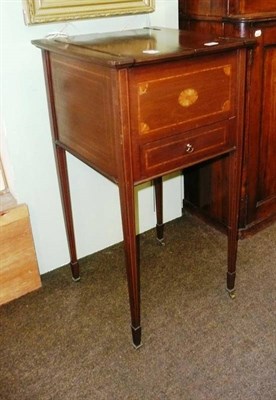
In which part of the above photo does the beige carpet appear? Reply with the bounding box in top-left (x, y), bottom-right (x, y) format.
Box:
top-left (1, 213), bottom-right (275, 399)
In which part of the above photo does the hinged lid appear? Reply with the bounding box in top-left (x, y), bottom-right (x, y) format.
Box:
top-left (32, 27), bottom-right (256, 67)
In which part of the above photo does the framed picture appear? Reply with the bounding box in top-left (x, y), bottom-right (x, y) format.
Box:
top-left (23, 0), bottom-right (155, 25)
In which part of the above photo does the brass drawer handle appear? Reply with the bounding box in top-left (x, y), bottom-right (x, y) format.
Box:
top-left (186, 143), bottom-right (194, 153)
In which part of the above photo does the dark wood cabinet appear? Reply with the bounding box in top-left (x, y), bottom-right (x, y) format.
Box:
top-left (179, 1), bottom-right (276, 236)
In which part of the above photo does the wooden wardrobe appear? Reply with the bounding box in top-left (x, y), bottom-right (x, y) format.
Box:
top-left (179, 1), bottom-right (276, 236)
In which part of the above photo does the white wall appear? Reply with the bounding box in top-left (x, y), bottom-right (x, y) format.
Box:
top-left (1, 0), bottom-right (181, 275)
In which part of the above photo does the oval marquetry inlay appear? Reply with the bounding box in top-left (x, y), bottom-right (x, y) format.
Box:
top-left (178, 88), bottom-right (198, 107)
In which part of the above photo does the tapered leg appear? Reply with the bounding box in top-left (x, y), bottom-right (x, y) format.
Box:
top-left (54, 146), bottom-right (80, 281)
top-left (42, 51), bottom-right (80, 281)
top-left (226, 49), bottom-right (247, 298)
top-left (154, 177), bottom-right (165, 245)
top-left (226, 230), bottom-right (238, 299)
top-left (118, 180), bottom-right (142, 348)
top-left (226, 153), bottom-right (240, 299)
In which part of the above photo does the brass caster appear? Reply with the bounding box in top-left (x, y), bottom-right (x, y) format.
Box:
top-left (132, 342), bottom-right (143, 350)
top-left (131, 325), bottom-right (142, 349)
top-left (156, 238), bottom-right (165, 246)
top-left (227, 290), bottom-right (236, 299)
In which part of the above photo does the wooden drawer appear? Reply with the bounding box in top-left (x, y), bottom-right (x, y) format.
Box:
top-left (129, 52), bottom-right (237, 139)
top-left (134, 121), bottom-right (233, 180)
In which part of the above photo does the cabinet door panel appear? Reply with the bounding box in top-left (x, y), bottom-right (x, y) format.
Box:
top-left (240, 0), bottom-right (276, 14)
top-left (179, 1), bottom-right (276, 17)
top-left (183, 1), bottom-right (226, 16)
top-left (179, 3), bottom-right (276, 234)
top-left (256, 47), bottom-right (276, 214)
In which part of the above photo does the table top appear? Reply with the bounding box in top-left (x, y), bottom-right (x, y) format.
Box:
top-left (32, 27), bottom-right (255, 67)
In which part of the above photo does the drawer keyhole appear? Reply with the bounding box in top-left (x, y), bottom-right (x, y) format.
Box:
top-left (186, 143), bottom-right (194, 153)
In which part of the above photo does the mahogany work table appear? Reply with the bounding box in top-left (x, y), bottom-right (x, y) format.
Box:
top-left (33, 28), bottom-right (255, 348)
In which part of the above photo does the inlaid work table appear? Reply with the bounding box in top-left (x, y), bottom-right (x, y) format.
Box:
top-left (32, 28), bottom-right (255, 348)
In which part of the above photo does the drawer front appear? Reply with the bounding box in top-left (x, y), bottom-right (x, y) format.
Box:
top-left (129, 52), bottom-right (237, 139)
top-left (134, 121), bottom-right (233, 180)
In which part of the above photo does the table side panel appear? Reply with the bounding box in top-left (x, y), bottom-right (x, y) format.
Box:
top-left (50, 53), bottom-right (118, 180)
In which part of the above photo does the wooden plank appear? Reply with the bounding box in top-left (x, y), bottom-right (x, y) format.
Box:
top-left (0, 204), bottom-right (41, 305)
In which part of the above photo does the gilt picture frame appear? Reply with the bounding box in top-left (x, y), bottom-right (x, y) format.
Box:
top-left (23, 0), bottom-right (155, 25)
